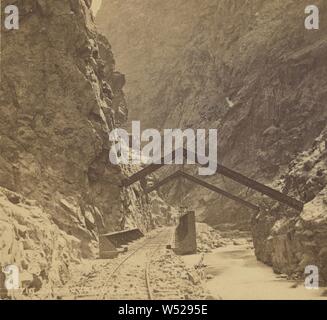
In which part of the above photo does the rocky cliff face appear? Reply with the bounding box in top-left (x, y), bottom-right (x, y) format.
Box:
top-left (98, 0), bottom-right (327, 217)
top-left (0, 0), bottom-right (169, 289)
top-left (96, 0), bottom-right (206, 128)
top-left (252, 128), bottom-right (327, 283)
top-left (97, 1), bottom-right (327, 280)
top-left (0, 187), bottom-right (81, 287)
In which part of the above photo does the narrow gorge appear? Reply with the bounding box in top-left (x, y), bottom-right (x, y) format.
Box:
top-left (0, 0), bottom-right (326, 300)
top-left (97, 0), bottom-right (327, 284)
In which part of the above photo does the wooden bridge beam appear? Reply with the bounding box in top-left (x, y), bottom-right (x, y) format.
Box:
top-left (145, 170), bottom-right (260, 212)
top-left (122, 147), bottom-right (304, 212)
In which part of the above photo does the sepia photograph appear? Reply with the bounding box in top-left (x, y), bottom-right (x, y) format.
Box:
top-left (0, 0), bottom-right (326, 308)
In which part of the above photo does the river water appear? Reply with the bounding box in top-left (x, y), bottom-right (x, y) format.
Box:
top-left (182, 243), bottom-right (327, 300)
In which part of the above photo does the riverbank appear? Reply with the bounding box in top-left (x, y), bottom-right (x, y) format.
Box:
top-left (182, 242), bottom-right (327, 300)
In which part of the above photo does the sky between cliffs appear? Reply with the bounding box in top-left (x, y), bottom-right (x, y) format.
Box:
top-left (91, 0), bottom-right (102, 16)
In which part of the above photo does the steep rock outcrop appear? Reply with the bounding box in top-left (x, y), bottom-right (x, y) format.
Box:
top-left (97, 1), bottom-right (327, 280)
top-left (252, 127), bottom-right (327, 283)
top-left (97, 0), bottom-right (206, 128)
top-left (0, 0), bottom-right (170, 288)
top-left (97, 0), bottom-right (327, 225)
top-left (0, 187), bottom-right (81, 288)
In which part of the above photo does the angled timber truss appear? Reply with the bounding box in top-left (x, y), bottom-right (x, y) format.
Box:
top-left (145, 170), bottom-right (260, 212)
top-left (121, 148), bottom-right (304, 212)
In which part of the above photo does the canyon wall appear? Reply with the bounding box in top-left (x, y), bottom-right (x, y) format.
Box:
top-left (97, 0), bottom-right (326, 220)
top-left (0, 0), bottom-right (168, 288)
top-left (97, 1), bottom-right (327, 280)
top-left (252, 128), bottom-right (327, 283)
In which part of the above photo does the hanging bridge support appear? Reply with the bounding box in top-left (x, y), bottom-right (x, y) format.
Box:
top-left (145, 170), bottom-right (260, 212)
top-left (122, 147), bottom-right (303, 212)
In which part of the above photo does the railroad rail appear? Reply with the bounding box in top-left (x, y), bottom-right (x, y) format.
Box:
top-left (57, 229), bottom-right (172, 300)
top-left (97, 228), bottom-right (173, 300)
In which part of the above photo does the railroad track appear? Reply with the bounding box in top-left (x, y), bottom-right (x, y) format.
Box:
top-left (39, 226), bottom-right (205, 300)
top-left (58, 228), bottom-right (173, 300)
top-left (97, 227), bottom-right (173, 300)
